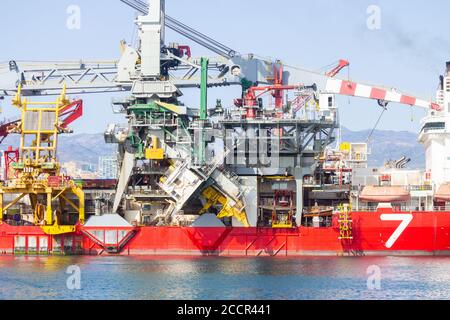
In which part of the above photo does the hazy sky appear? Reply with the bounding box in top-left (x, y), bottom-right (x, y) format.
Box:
top-left (0, 0), bottom-right (449, 134)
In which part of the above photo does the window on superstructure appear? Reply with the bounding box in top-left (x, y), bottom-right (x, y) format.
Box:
top-left (422, 122), bottom-right (445, 132)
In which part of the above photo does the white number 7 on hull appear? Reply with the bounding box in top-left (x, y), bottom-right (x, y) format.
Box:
top-left (380, 214), bottom-right (413, 249)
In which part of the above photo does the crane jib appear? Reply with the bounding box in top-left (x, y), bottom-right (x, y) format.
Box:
top-left (325, 78), bottom-right (441, 111)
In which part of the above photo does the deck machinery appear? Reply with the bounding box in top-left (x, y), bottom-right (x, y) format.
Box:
top-left (100, 1), bottom-right (339, 228)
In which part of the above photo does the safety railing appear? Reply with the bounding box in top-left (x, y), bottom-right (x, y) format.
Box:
top-left (352, 206), bottom-right (450, 212)
top-left (351, 185), bottom-right (433, 191)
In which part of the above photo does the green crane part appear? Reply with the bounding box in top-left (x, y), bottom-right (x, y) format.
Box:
top-left (196, 57), bottom-right (209, 166)
top-left (240, 77), bottom-right (254, 92)
top-left (200, 57), bottom-right (209, 121)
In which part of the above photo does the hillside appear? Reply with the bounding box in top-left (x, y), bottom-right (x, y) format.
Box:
top-left (1, 133), bottom-right (116, 168)
top-left (341, 127), bottom-right (424, 168)
top-left (0, 128), bottom-right (425, 169)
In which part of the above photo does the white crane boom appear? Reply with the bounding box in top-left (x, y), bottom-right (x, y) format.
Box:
top-left (283, 65), bottom-right (441, 111)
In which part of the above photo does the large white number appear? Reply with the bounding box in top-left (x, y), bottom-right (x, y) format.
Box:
top-left (380, 214), bottom-right (413, 248)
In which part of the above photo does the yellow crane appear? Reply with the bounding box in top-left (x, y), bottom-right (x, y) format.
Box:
top-left (199, 186), bottom-right (249, 227)
top-left (0, 85), bottom-right (84, 235)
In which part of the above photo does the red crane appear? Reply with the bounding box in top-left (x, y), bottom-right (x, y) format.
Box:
top-left (326, 59), bottom-right (350, 78)
top-left (240, 60), bottom-right (442, 116)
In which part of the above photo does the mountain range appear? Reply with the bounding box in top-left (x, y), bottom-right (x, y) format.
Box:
top-left (340, 127), bottom-right (424, 168)
top-left (0, 128), bottom-right (425, 169)
top-left (1, 133), bottom-right (116, 168)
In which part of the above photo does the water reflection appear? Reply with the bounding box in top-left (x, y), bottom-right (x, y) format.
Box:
top-left (0, 255), bottom-right (449, 300)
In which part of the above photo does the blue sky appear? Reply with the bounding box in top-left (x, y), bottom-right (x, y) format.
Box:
top-left (0, 0), bottom-right (449, 134)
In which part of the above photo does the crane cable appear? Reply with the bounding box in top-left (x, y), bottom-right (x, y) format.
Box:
top-left (366, 105), bottom-right (387, 144)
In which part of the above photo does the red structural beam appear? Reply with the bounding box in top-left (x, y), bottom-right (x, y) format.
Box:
top-left (59, 99), bottom-right (83, 129)
top-left (326, 59), bottom-right (349, 78)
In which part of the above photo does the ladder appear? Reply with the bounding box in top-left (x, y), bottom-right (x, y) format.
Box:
top-left (338, 204), bottom-right (353, 240)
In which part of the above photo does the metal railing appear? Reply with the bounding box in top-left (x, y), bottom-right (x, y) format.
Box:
top-left (353, 206), bottom-right (450, 212)
top-left (351, 185), bottom-right (433, 191)
top-left (408, 185), bottom-right (433, 191)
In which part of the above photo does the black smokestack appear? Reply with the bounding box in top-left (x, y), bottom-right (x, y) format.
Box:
top-left (447, 61), bottom-right (450, 73)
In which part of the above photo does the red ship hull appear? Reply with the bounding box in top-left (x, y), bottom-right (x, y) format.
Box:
top-left (1, 209), bottom-right (449, 256)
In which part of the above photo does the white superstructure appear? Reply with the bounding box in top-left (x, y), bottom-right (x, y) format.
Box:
top-left (419, 62), bottom-right (450, 187)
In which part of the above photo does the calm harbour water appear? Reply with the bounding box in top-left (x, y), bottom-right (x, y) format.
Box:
top-left (0, 255), bottom-right (449, 300)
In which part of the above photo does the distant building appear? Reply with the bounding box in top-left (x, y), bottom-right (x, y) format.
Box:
top-left (81, 164), bottom-right (95, 172)
top-left (62, 161), bottom-right (100, 179)
top-left (98, 155), bottom-right (118, 179)
top-left (61, 161), bottom-right (80, 178)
